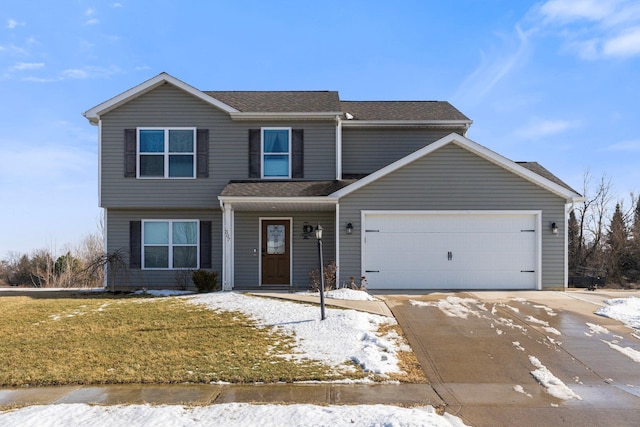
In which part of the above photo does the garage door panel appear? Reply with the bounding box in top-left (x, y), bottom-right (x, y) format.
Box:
top-left (363, 213), bottom-right (538, 290)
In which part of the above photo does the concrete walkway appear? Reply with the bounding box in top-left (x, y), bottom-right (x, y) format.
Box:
top-left (0, 383), bottom-right (441, 408)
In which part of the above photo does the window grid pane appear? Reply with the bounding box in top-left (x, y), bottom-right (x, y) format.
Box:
top-left (142, 220), bottom-right (198, 269)
top-left (263, 154), bottom-right (289, 177)
top-left (169, 130), bottom-right (194, 153)
top-left (168, 155), bottom-right (194, 177)
top-left (140, 130), bottom-right (165, 152)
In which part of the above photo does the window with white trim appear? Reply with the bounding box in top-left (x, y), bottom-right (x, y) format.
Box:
top-left (262, 128), bottom-right (291, 178)
top-left (138, 128), bottom-right (196, 178)
top-left (142, 220), bottom-right (199, 269)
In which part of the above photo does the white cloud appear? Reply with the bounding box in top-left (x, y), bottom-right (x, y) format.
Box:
top-left (112, 2), bottom-right (123, 7)
top-left (6, 19), bottom-right (25, 29)
top-left (10, 62), bottom-right (45, 71)
top-left (540, 0), bottom-right (620, 23)
top-left (453, 25), bottom-right (534, 104)
top-left (85, 8), bottom-right (96, 16)
top-left (85, 18), bottom-right (100, 26)
top-left (537, 0), bottom-right (640, 59)
top-left (514, 118), bottom-right (581, 140)
top-left (603, 26), bottom-right (640, 57)
top-left (603, 139), bottom-right (640, 152)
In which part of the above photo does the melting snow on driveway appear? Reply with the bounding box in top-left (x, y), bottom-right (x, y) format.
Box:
top-left (410, 296), bottom-right (487, 319)
top-left (0, 403), bottom-right (470, 427)
top-left (596, 297), bottom-right (640, 331)
top-left (528, 356), bottom-right (582, 401)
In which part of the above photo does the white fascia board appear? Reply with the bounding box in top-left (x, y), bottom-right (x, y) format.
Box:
top-left (83, 72), bottom-right (239, 125)
top-left (218, 196), bottom-right (338, 205)
top-left (330, 132), bottom-right (582, 202)
top-left (229, 111), bottom-right (343, 121)
top-left (340, 119), bottom-right (472, 128)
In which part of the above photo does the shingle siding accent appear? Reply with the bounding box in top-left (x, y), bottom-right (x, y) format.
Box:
top-left (100, 84), bottom-right (337, 208)
top-left (106, 208), bottom-right (221, 290)
top-left (342, 128), bottom-right (464, 175)
top-left (338, 144), bottom-right (567, 290)
top-left (233, 211), bottom-right (335, 289)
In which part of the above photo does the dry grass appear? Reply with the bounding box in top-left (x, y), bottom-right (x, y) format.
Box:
top-left (0, 293), bottom-right (372, 386)
top-left (378, 324), bottom-right (428, 384)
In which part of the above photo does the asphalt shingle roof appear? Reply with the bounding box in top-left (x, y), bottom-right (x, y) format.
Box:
top-left (517, 162), bottom-right (579, 194)
top-left (340, 101), bottom-right (470, 121)
top-left (205, 91), bottom-right (341, 113)
top-left (220, 180), bottom-right (357, 197)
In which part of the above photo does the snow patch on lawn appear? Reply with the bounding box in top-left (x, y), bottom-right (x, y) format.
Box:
top-left (596, 297), bottom-right (640, 330)
top-left (133, 289), bottom-right (194, 297)
top-left (528, 356), bottom-right (582, 401)
top-left (298, 289), bottom-right (376, 301)
top-left (0, 403), bottom-right (470, 427)
top-left (186, 292), bottom-right (402, 376)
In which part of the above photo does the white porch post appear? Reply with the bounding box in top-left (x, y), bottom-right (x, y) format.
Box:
top-left (222, 203), bottom-right (234, 291)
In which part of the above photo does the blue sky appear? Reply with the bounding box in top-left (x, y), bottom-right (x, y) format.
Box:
top-left (1, 0), bottom-right (639, 257)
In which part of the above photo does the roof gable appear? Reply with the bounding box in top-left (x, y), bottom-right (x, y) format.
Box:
top-left (330, 133), bottom-right (582, 202)
top-left (83, 72), bottom-right (239, 124)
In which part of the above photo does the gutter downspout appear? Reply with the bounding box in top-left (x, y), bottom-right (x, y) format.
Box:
top-left (335, 115), bottom-right (342, 180)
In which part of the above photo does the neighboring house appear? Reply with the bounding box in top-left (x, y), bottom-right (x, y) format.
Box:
top-left (84, 73), bottom-right (582, 292)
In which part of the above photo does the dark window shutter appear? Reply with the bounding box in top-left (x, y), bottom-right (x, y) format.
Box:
top-left (129, 221), bottom-right (141, 269)
top-left (200, 221), bottom-right (212, 269)
top-left (196, 129), bottom-right (209, 178)
top-left (292, 129), bottom-right (304, 178)
top-left (124, 129), bottom-right (137, 177)
top-left (248, 129), bottom-right (261, 178)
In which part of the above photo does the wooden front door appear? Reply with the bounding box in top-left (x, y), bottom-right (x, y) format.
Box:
top-left (261, 219), bottom-right (290, 285)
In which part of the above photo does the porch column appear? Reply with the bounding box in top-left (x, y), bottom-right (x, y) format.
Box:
top-left (222, 203), bottom-right (234, 290)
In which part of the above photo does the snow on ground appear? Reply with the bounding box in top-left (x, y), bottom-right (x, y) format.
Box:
top-left (298, 288), bottom-right (377, 301)
top-left (596, 297), bottom-right (640, 331)
top-left (600, 340), bottom-right (640, 363)
top-left (513, 384), bottom-right (532, 398)
top-left (411, 297), bottom-right (487, 319)
top-left (0, 403), bottom-right (470, 427)
top-left (133, 289), bottom-right (194, 297)
top-left (586, 323), bottom-right (610, 335)
top-left (186, 292), bottom-right (402, 376)
top-left (528, 356), bottom-right (582, 401)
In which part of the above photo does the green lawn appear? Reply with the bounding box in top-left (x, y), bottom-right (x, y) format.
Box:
top-left (0, 293), bottom-right (425, 386)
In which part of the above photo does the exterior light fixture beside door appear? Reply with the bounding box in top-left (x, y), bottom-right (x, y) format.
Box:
top-left (551, 222), bottom-right (559, 235)
top-left (346, 222), bottom-right (353, 235)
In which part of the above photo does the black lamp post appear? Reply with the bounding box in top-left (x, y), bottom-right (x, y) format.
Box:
top-left (315, 224), bottom-right (326, 321)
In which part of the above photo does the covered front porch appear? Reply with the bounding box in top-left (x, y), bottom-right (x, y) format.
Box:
top-left (218, 180), bottom-right (354, 291)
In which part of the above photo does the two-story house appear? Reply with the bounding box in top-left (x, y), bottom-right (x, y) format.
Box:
top-left (84, 73), bottom-right (582, 292)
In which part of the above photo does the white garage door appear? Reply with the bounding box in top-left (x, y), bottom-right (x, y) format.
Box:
top-left (362, 212), bottom-right (539, 290)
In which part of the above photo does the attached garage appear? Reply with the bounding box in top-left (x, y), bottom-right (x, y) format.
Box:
top-left (361, 211), bottom-right (541, 290)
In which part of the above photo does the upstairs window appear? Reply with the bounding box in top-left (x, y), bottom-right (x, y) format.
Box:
top-left (138, 128), bottom-right (196, 178)
top-left (262, 128), bottom-right (291, 178)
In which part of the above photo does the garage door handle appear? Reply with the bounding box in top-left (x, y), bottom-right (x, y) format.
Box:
top-left (521, 270), bottom-right (535, 273)
top-left (365, 270), bottom-right (379, 273)
top-left (447, 251), bottom-right (453, 261)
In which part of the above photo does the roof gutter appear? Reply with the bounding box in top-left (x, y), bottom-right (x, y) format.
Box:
top-left (340, 119), bottom-right (473, 128)
top-left (229, 111), bottom-right (344, 121)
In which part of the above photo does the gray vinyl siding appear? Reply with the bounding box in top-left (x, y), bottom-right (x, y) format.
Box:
top-left (105, 208), bottom-right (222, 290)
top-left (341, 128), bottom-right (465, 175)
top-left (233, 211), bottom-right (335, 290)
top-left (100, 84), bottom-right (336, 208)
top-left (339, 144), bottom-right (568, 290)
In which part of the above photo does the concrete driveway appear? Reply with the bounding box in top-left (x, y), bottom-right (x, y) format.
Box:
top-left (380, 290), bottom-right (640, 427)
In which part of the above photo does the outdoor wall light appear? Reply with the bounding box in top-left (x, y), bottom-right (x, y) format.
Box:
top-left (551, 222), bottom-right (559, 235)
top-left (346, 222), bottom-right (353, 234)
